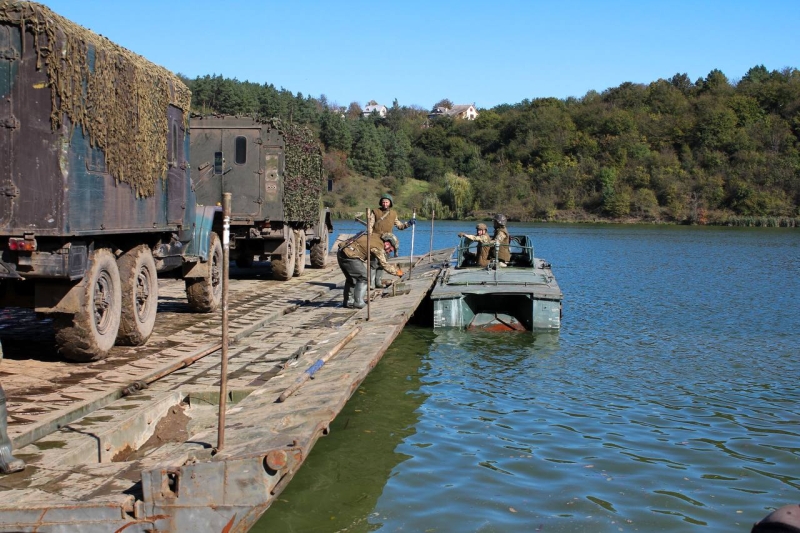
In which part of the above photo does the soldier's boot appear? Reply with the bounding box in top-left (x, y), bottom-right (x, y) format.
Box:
top-left (373, 268), bottom-right (384, 289)
top-left (342, 281), bottom-right (354, 308)
top-left (352, 281), bottom-right (368, 309)
top-left (0, 385), bottom-right (24, 475)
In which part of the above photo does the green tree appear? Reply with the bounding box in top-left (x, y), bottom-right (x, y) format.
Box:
top-left (350, 121), bottom-right (387, 178)
top-left (320, 112), bottom-right (352, 153)
top-left (385, 130), bottom-right (413, 180)
top-left (444, 172), bottom-right (473, 217)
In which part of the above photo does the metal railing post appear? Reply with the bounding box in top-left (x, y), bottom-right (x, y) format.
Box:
top-left (217, 193), bottom-right (231, 452)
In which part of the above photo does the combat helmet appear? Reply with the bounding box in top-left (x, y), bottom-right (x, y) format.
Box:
top-left (752, 504), bottom-right (800, 533)
top-left (476, 223), bottom-right (488, 231)
top-left (379, 193), bottom-right (394, 208)
top-left (493, 213), bottom-right (507, 227)
top-left (380, 232), bottom-right (399, 252)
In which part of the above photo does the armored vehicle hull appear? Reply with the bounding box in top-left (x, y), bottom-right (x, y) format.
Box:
top-left (430, 235), bottom-right (562, 331)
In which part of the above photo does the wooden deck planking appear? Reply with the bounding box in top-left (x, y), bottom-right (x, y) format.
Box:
top-left (0, 251), bottom-right (451, 532)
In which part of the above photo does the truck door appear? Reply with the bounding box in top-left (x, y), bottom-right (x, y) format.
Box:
top-left (260, 127), bottom-right (285, 221)
top-left (190, 126), bottom-right (223, 208)
top-left (222, 128), bottom-right (262, 218)
top-left (166, 106), bottom-right (187, 225)
top-left (0, 24), bottom-right (20, 228)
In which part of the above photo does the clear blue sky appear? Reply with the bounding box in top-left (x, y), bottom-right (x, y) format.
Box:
top-left (37, 0), bottom-right (800, 110)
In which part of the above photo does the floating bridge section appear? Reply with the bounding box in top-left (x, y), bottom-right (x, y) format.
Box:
top-left (0, 250), bottom-right (450, 532)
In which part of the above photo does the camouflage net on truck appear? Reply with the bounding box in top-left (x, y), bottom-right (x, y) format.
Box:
top-left (267, 118), bottom-right (324, 226)
top-left (0, 1), bottom-right (192, 198)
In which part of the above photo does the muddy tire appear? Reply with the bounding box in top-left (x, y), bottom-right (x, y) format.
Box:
top-left (310, 225), bottom-right (329, 268)
top-left (185, 232), bottom-right (223, 312)
top-left (271, 230), bottom-right (295, 281)
top-left (116, 246), bottom-right (158, 346)
top-left (293, 230), bottom-right (306, 277)
top-left (54, 248), bottom-right (122, 362)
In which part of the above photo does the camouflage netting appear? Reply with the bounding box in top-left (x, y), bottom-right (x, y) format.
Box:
top-left (266, 118), bottom-right (324, 225)
top-left (0, 1), bottom-right (191, 198)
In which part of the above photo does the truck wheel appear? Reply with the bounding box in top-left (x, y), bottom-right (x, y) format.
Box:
top-left (116, 245), bottom-right (158, 346)
top-left (293, 230), bottom-right (306, 277)
top-left (185, 232), bottom-right (223, 312)
top-left (310, 225), bottom-right (329, 268)
top-left (271, 230), bottom-right (296, 281)
top-left (54, 248), bottom-right (122, 362)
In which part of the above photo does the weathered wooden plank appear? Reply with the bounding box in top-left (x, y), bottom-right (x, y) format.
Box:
top-left (0, 249), bottom-right (453, 532)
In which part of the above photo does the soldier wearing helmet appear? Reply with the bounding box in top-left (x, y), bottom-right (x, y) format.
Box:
top-left (364, 193), bottom-right (415, 288)
top-left (337, 231), bottom-right (404, 309)
top-left (490, 213), bottom-right (511, 264)
top-left (0, 344), bottom-right (25, 474)
top-left (458, 222), bottom-right (493, 267)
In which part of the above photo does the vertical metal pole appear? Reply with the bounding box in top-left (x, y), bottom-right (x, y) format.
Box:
top-left (366, 207), bottom-right (371, 321)
top-left (429, 209), bottom-right (435, 262)
top-left (408, 210), bottom-right (416, 279)
top-left (217, 193), bottom-right (231, 452)
top-left (494, 241), bottom-right (499, 282)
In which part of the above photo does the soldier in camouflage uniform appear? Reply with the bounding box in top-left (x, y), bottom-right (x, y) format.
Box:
top-left (489, 213), bottom-right (511, 264)
top-left (337, 232), bottom-right (404, 309)
top-left (0, 343), bottom-right (25, 474)
top-left (366, 194), bottom-right (415, 288)
top-left (458, 223), bottom-right (493, 267)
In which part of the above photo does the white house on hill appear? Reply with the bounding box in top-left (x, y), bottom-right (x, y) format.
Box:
top-left (363, 104), bottom-right (387, 118)
top-left (428, 104), bottom-right (479, 120)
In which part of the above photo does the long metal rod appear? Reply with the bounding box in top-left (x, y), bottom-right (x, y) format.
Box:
top-left (277, 326), bottom-right (362, 402)
top-left (408, 210), bottom-right (416, 280)
top-left (218, 192), bottom-right (232, 452)
top-left (366, 207), bottom-right (371, 321)
top-left (429, 209), bottom-right (435, 262)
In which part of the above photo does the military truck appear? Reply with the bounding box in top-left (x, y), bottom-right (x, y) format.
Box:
top-left (190, 116), bottom-right (331, 279)
top-left (0, 2), bottom-right (221, 362)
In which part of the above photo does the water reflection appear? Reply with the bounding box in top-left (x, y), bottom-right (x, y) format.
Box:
top-left (253, 328), bottom-right (435, 533)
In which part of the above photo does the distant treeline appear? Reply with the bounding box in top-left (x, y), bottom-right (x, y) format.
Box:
top-left (180, 66), bottom-right (800, 225)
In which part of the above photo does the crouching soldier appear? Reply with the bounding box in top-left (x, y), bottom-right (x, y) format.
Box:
top-left (367, 193), bottom-right (415, 288)
top-left (1, 344), bottom-right (25, 474)
top-left (337, 232), bottom-right (404, 309)
top-left (458, 223), bottom-right (493, 267)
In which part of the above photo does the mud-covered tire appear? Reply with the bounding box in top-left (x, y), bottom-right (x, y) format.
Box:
top-left (185, 232), bottom-right (223, 312)
top-left (310, 225), bottom-right (329, 268)
top-left (54, 248), bottom-right (122, 362)
top-left (271, 230), bottom-right (296, 281)
top-left (116, 246), bottom-right (158, 346)
top-left (293, 230), bottom-right (306, 277)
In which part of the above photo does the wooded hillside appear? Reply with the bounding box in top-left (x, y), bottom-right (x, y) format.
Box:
top-left (181, 66), bottom-right (800, 226)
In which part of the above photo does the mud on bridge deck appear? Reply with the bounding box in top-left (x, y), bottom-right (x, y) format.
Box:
top-left (0, 250), bottom-right (450, 532)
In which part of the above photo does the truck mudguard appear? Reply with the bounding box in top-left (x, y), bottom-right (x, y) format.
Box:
top-left (184, 205), bottom-right (219, 262)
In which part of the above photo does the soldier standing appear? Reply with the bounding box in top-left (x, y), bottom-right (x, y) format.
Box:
top-left (0, 343), bottom-right (25, 474)
top-left (366, 194), bottom-right (415, 288)
top-left (337, 232), bottom-right (404, 309)
top-left (490, 213), bottom-right (511, 265)
top-left (458, 223), bottom-right (493, 267)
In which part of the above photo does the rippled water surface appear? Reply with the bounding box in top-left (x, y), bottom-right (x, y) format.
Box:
top-left (255, 222), bottom-right (800, 532)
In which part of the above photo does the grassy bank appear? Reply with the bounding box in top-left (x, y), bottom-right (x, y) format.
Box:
top-left (323, 174), bottom-right (800, 227)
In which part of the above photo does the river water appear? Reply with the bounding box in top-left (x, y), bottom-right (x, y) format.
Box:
top-left (254, 221), bottom-right (799, 532)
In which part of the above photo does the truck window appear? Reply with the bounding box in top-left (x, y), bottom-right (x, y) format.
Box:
top-left (235, 136), bottom-right (247, 165)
